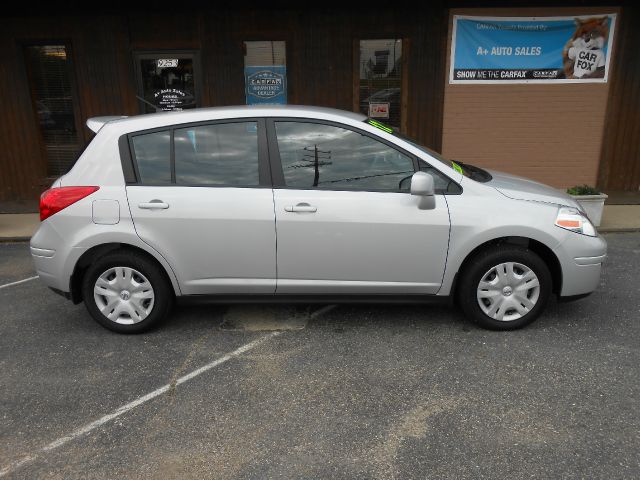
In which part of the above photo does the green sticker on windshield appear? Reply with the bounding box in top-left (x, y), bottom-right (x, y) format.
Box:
top-left (366, 119), bottom-right (394, 134)
top-left (451, 161), bottom-right (464, 175)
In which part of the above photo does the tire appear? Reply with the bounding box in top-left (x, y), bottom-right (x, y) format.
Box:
top-left (457, 246), bottom-right (552, 331)
top-left (81, 250), bottom-right (173, 333)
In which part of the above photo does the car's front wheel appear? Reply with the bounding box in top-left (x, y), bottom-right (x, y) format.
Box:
top-left (458, 246), bottom-right (552, 330)
top-left (81, 251), bottom-right (173, 333)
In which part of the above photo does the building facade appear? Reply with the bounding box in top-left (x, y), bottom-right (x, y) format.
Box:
top-left (1, 3), bottom-right (638, 210)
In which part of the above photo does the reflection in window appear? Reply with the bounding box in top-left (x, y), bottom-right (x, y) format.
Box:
top-left (174, 122), bottom-right (259, 186)
top-left (24, 45), bottom-right (81, 177)
top-left (138, 56), bottom-right (197, 113)
top-left (131, 131), bottom-right (171, 184)
top-left (275, 122), bottom-right (414, 191)
top-left (358, 39), bottom-right (402, 128)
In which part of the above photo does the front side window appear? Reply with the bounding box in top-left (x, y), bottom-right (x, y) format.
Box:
top-left (275, 122), bottom-right (414, 191)
top-left (174, 122), bottom-right (259, 186)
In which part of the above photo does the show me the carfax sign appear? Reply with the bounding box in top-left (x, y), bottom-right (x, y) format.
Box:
top-left (245, 66), bottom-right (287, 105)
top-left (449, 14), bottom-right (616, 84)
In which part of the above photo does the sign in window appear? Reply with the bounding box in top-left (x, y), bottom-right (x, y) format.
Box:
top-left (358, 39), bottom-right (403, 128)
top-left (134, 52), bottom-right (201, 113)
top-left (244, 41), bottom-right (287, 105)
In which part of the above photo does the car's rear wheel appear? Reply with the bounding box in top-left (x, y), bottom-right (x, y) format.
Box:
top-left (81, 251), bottom-right (173, 333)
top-left (458, 246), bottom-right (552, 330)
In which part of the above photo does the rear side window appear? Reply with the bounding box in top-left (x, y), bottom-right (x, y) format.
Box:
top-left (174, 122), bottom-right (259, 186)
top-left (131, 130), bottom-right (171, 184)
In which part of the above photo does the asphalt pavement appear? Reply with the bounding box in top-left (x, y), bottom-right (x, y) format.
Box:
top-left (1, 234), bottom-right (639, 479)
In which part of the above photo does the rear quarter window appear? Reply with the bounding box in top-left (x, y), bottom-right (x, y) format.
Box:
top-left (131, 130), bottom-right (171, 184)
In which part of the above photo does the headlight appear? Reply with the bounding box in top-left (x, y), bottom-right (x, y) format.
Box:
top-left (555, 207), bottom-right (597, 237)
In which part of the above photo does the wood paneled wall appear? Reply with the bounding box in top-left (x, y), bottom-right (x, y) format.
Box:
top-left (0, 6), bottom-right (448, 204)
top-left (2, 4), bottom-right (637, 205)
top-left (0, 15), bottom-right (139, 205)
top-left (598, 5), bottom-right (640, 191)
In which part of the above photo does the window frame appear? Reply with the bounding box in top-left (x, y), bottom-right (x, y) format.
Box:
top-left (121, 118), bottom-right (271, 188)
top-left (266, 117), bottom-right (421, 194)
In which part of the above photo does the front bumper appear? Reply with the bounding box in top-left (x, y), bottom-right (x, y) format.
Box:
top-left (554, 233), bottom-right (607, 297)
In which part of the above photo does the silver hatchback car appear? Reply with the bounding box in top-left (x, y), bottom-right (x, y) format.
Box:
top-left (31, 106), bottom-right (606, 333)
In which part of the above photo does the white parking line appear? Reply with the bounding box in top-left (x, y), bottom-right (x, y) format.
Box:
top-left (0, 332), bottom-right (281, 478)
top-left (309, 304), bottom-right (337, 319)
top-left (0, 275), bottom-right (39, 290)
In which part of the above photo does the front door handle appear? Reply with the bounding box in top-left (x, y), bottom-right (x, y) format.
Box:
top-left (285, 203), bottom-right (317, 213)
top-left (138, 200), bottom-right (169, 210)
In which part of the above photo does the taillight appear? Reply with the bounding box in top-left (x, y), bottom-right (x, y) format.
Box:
top-left (39, 186), bottom-right (100, 221)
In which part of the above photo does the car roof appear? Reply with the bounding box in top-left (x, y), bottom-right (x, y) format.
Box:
top-left (92, 105), bottom-right (368, 134)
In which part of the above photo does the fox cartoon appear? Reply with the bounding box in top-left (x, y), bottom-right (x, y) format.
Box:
top-left (562, 17), bottom-right (609, 79)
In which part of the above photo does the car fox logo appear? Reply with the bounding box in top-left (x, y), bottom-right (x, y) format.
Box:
top-left (562, 17), bottom-right (609, 79)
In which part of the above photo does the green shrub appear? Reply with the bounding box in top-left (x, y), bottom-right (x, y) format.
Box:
top-left (567, 184), bottom-right (601, 195)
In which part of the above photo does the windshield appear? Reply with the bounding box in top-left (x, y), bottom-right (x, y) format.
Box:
top-left (364, 119), bottom-right (492, 183)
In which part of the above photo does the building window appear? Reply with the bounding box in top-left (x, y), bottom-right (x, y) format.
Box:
top-left (243, 41), bottom-right (287, 105)
top-left (357, 39), bottom-right (403, 129)
top-left (24, 44), bottom-right (81, 177)
top-left (134, 52), bottom-right (201, 113)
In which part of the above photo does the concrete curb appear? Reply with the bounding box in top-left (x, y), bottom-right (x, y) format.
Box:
top-left (598, 228), bottom-right (640, 234)
top-left (0, 237), bottom-right (31, 243)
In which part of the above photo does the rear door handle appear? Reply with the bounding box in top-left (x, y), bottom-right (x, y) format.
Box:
top-left (138, 200), bottom-right (169, 210)
top-left (285, 203), bottom-right (317, 213)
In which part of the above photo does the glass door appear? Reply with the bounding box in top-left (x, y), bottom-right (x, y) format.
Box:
top-left (134, 51), bottom-right (201, 113)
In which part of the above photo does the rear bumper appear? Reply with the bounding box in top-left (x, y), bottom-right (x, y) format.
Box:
top-left (30, 222), bottom-right (84, 294)
top-left (31, 245), bottom-right (73, 293)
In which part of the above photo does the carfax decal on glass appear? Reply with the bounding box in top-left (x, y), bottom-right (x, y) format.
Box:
top-left (245, 66), bottom-right (287, 105)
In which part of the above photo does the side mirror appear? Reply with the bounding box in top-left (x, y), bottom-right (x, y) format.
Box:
top-left (410, 171), bottom-right (435, 196)
top-left (410, 172), bottom-right (436, 210)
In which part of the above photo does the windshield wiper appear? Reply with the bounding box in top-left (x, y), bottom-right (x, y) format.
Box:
top-left (455, 161), bottom-right (492, 183)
